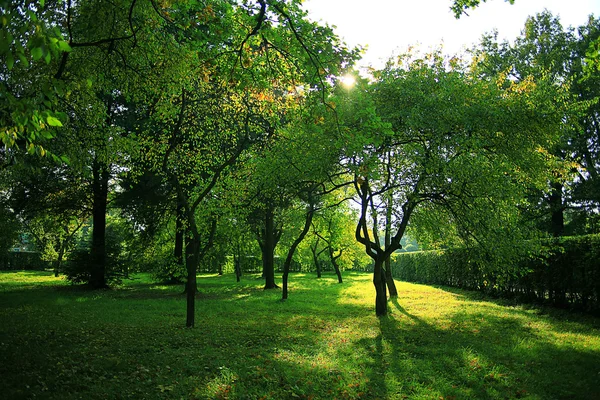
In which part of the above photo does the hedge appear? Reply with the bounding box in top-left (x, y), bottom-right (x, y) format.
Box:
top-left (392, 235), bottom-right (600, 312)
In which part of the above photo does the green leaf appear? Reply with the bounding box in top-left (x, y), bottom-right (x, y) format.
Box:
top-left (46, 116), bottom-right (63, 127)
top-left (18, 52), bottom-right (30, 67)
top-left (31, 47), bottom-right (43, 61)
top-left (26, 10), bottom-right (38, 22)
top-left (6, 52), bottom-right (14, 70)
top-left (0, 35), bottom-right (9, 53)
top-left (58, 41), bottom-right (72, 52)
top-left (44, 51), bottom-right (51, 64)
top-left (40, 130), bottom-right (54, 139)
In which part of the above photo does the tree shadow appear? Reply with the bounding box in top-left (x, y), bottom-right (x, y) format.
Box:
top-left (2, 272), bottom-right (599, 399)
top-left (435, 284), bottom-right (600, 333)
top-left (367, 296), bottom-right (600, 399)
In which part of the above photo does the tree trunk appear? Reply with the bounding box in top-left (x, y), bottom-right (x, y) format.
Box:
top-left (89, 159), bottom-right (109, 289)
top-left (174, 202), bottom-right (184, 265)
top-left (282, 207), bottom-right (314, 301)
top-left (54, 244), bottom-right (65, 278)
top-left (373, 258), bottom-right (387, 316)
top-left (262, 207), bottom-right (279, 289)
top-left (384, 256), bottom-right (398, 297)
top-left (384, 200), bottom-right (398, 297)
top-left (330, 250), bottom-right (343, 284)
top-left (234, 254), bottom-right (241, 282)
top-left (310, 239), bottom-right (323, 278)
top-left (183, 234), bottom-right (198, 293)
top-left (184, 218), bottom-right (217, 328)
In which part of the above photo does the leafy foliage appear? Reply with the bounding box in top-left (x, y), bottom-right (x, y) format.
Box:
top-left (471, 11), bottom-right (600, 236)
top-left (0, 0), bottom-right (71, 157)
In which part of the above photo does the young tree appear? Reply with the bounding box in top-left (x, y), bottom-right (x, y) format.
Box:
top-left (309, 189), bottom-right (363, 283)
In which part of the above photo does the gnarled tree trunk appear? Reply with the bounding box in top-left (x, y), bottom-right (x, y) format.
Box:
top-left (329, 248), bottom-right (343, 284)
top-left (373, 258), bottom-right (387, 316)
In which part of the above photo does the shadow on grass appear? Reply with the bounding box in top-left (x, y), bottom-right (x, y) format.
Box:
top-left (2, 271), bottom-right (599, 399)
top-left (435, 284), bottom-right (600, 332)
top-left (364, 296), bottom-right (600, 399)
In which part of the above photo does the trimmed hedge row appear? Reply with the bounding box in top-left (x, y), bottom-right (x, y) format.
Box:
top-left (392, 235), bottom-right (600, 312)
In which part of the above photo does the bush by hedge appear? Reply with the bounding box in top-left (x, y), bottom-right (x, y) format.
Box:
top-left (392, 235), bottom-right (600, 312)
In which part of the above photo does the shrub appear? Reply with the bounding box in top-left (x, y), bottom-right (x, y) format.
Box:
top-left (392, 235), bottom-right (600, 312)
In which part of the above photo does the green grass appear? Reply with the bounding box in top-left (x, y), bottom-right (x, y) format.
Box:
top-left (1, 270), bottom-right (599, 399)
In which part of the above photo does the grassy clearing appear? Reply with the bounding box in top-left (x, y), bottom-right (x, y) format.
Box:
top-left (1, 270), bottom-right (599, 399)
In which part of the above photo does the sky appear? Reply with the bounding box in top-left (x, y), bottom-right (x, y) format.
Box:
top-left (302, 0), bottom-right (600, 70)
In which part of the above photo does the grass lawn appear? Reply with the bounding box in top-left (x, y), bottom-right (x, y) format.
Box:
top-left (0, 270), bottom-right (599, 399)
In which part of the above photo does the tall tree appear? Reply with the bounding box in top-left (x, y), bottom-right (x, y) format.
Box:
top-left (336, 53), bottom-right (562, 316)
top-left (472, 12), bottom-right (600, 235)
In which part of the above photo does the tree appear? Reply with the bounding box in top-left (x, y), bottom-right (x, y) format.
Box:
top-left (4, 154), bottom-right (90, 276)
top-left (472, 12), bottom-right (600, 236)
top-left (336, 52), bottom-right (562, 316)
top-left (310, 190), bottom-right (361, 283)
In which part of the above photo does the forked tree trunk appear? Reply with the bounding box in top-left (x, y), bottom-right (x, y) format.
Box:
top-left (384, 256), bottom-right (398, 297)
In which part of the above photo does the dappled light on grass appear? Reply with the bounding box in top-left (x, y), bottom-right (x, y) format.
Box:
top-left (1, 271), bottom-right (599, 399)
top-left (0, 270), bottom-right (67, 290)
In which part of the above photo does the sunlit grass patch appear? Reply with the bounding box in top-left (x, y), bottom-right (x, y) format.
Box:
top-left (0, 270), bottom-right (67, 289)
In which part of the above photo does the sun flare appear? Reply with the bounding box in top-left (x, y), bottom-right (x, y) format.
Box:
top-left (340, 74), bottom-right (356, 88)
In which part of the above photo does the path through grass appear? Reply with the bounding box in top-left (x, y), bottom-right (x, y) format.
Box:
top-left (1, 271), bottom-right (599, 399)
